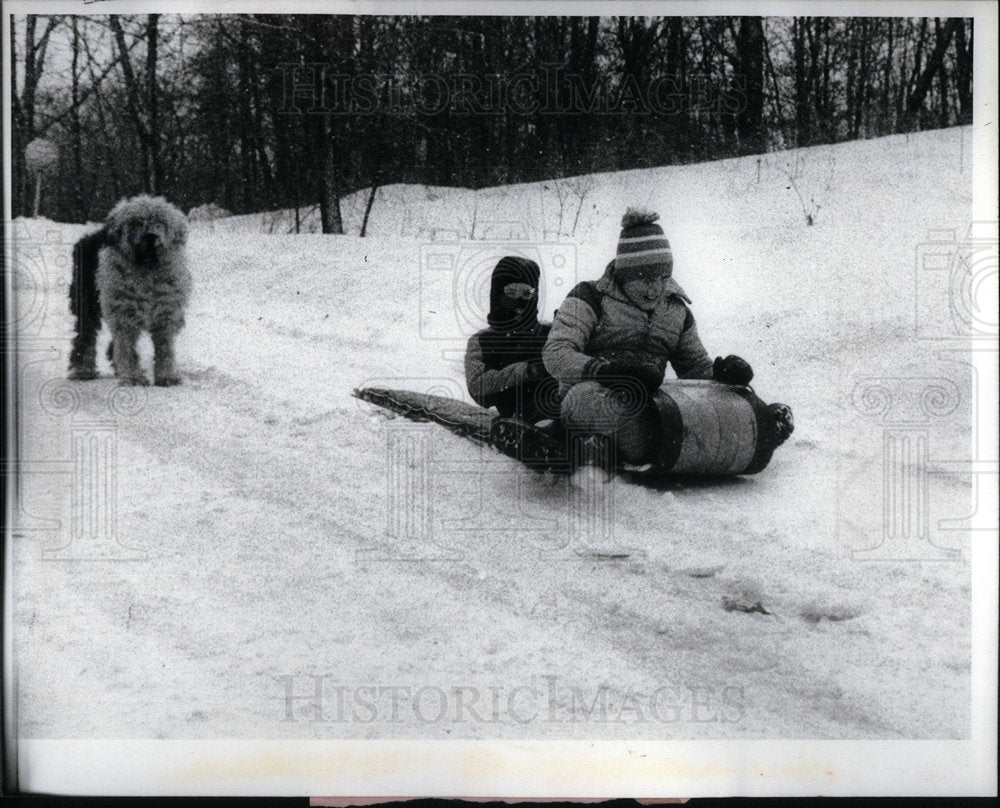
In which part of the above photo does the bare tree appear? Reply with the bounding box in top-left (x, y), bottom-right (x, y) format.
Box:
top-left (70, 16), bottom-right (84, 219)
top-left (10, 13), bottom-right (976, 222)
top-left (110, 14), bottom-right (164, 193)
top-left (792, 18), bottom-right (811, 146)
top-left (907, 18), bottom-right (959, 129)
top-left (735, 17), bottom-right (765, 154)
top-left (952, 19), bottom-right (973, 124)
top-left (11, 15), bottom-right (60, 216)
top-left (302, 14), bottom-right (351, 235)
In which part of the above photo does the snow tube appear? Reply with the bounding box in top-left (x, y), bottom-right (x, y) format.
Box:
top-left (652, 380), bottom-right (779, 475)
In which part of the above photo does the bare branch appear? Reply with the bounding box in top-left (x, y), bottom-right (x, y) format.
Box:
top-left (37, 35), bottom-right (143, 133)
top-left (109, 14), bottom-right (150, 141)
top-left (32, 15), bottom-right (60, 62)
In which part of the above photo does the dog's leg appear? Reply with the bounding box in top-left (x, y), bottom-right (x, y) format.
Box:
top-left (111, 327), bottom-right (148, 386)
top-left (68, 319), bottom-right (99, 380)
top-left (151, 328), bottom-right (181, 386)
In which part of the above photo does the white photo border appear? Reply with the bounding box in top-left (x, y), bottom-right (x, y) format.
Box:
top-left (3, 0), bottom-right (997, 797)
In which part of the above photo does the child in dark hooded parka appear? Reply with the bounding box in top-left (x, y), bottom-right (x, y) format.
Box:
top-left (465, 256), bottom-right (554, 424)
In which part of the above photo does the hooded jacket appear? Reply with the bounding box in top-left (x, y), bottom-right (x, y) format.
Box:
top-left (465, 257), bottom-right (552, 418)
top-left (542, 260), bottom-right (714, 397)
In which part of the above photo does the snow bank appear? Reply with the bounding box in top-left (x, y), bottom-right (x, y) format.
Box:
top-left (11, 127), bottom-right (976, 742)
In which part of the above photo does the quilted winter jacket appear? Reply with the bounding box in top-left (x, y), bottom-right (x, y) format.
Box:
top-left (542, 262), bottom-right (714, 396)
top-left (465, 322), bottom-right (550, 416)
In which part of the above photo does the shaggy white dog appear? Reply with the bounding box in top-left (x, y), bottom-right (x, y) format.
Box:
top-left (95, 195), bottom-right (191, 386)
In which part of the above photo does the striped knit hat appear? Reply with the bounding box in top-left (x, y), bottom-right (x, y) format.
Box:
top-left (614, 207), bottom-right (673, 282)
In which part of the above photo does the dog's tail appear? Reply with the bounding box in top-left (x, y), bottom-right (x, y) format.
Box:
top-left (69, 227), bottom-right (109, 317)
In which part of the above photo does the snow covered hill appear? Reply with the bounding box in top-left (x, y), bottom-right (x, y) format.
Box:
top-left (11, 127), bottom-right (978, 741)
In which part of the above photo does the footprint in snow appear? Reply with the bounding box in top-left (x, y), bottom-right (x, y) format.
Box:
top-left (721, 576), bottom-right (773, 615)
top-left (798, 601), bottom-right (862, 624)
top-left (583, 552), bottom-right (632, 560)
top-left (722, 595), bottom-right (773, 615)
top-left (681, 564), bottom-right (726, 578)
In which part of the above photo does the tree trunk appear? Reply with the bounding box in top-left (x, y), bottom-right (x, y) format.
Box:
top-left (146, 14), bottom-right (162, 194)
top-left (852, 19), bottom-right (870, 138)
top-left (22, 17), bottom-right (38, 215)
top-left (895, 21), bottom-right (911, 126)
top-left (71, 17), bottom-right (84, 220)
top-left (937, 30), bottom-right (949, 127)
top-left (317, 117), bottom-right (343, 234)
top-left (260, 14), bottom-right (296, 210)
top-left (110, 15), bottom-right (154, 191)
top-left (532, 17), bottom-right (561, 174)
top-left (813, 18), bottom-right (831, 141)
top-left (881, 19), bottom-right (894, 134)
top-left (249, 28), bottom-right (274, 195)
top-left (793, 18), bottom-right (811, 147)
top-left (953, 18), bottom-right (973, 124)
top-left (763, 23), bottom-right (785, 145)
top-left (238, 17), bottom-right (255, 208)
top-left (907, 18), bottom-right (958, 127)
top-left (309, 15), bottom-right (348, 234)
top-left (735, 17), bottom-right (765, 154)
top-left (846, 20), bottom-right (857, 138)
top-left (905, 18), bottom-right (929, 128)
top-left (664, 18), bottom-right (690, 156)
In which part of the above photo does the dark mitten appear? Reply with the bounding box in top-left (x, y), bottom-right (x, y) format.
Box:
top-left (591, 360), bottom-right (664, 394)
top-left (524, 359), bottom-right (549, 382)
top-left (713, 355), bottom-right (754, 386)
top-left (767, 402), bottom-right (794, 445)
top-left (620, 362), bottom-right (664, 393)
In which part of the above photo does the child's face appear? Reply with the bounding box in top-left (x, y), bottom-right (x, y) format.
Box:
top-left (621, 276), bottom-right (666, 310)
top-left (495, 281), bottom-right (537, 325)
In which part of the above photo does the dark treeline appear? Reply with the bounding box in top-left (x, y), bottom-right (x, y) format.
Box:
top-left (11, 15), bottom-right (973, 228)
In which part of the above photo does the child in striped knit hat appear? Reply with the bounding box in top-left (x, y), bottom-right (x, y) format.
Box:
top-left (533, 207), bottom-right (791, 467)
top-left (490, 208), bottom-right (793, 472)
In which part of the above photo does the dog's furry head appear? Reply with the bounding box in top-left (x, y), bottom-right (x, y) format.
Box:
top-left (105, 195), bottom-right (188, 267)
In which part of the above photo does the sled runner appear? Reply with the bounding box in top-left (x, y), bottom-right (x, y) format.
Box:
top-left (354, 380), bottom-right (788, 479)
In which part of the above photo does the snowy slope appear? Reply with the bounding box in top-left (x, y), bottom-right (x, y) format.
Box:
top-left (11, 127), bottom-right (975, 740)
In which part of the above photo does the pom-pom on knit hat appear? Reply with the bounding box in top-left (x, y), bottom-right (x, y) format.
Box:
top-left (614, 207), bottom-right (674, 282)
